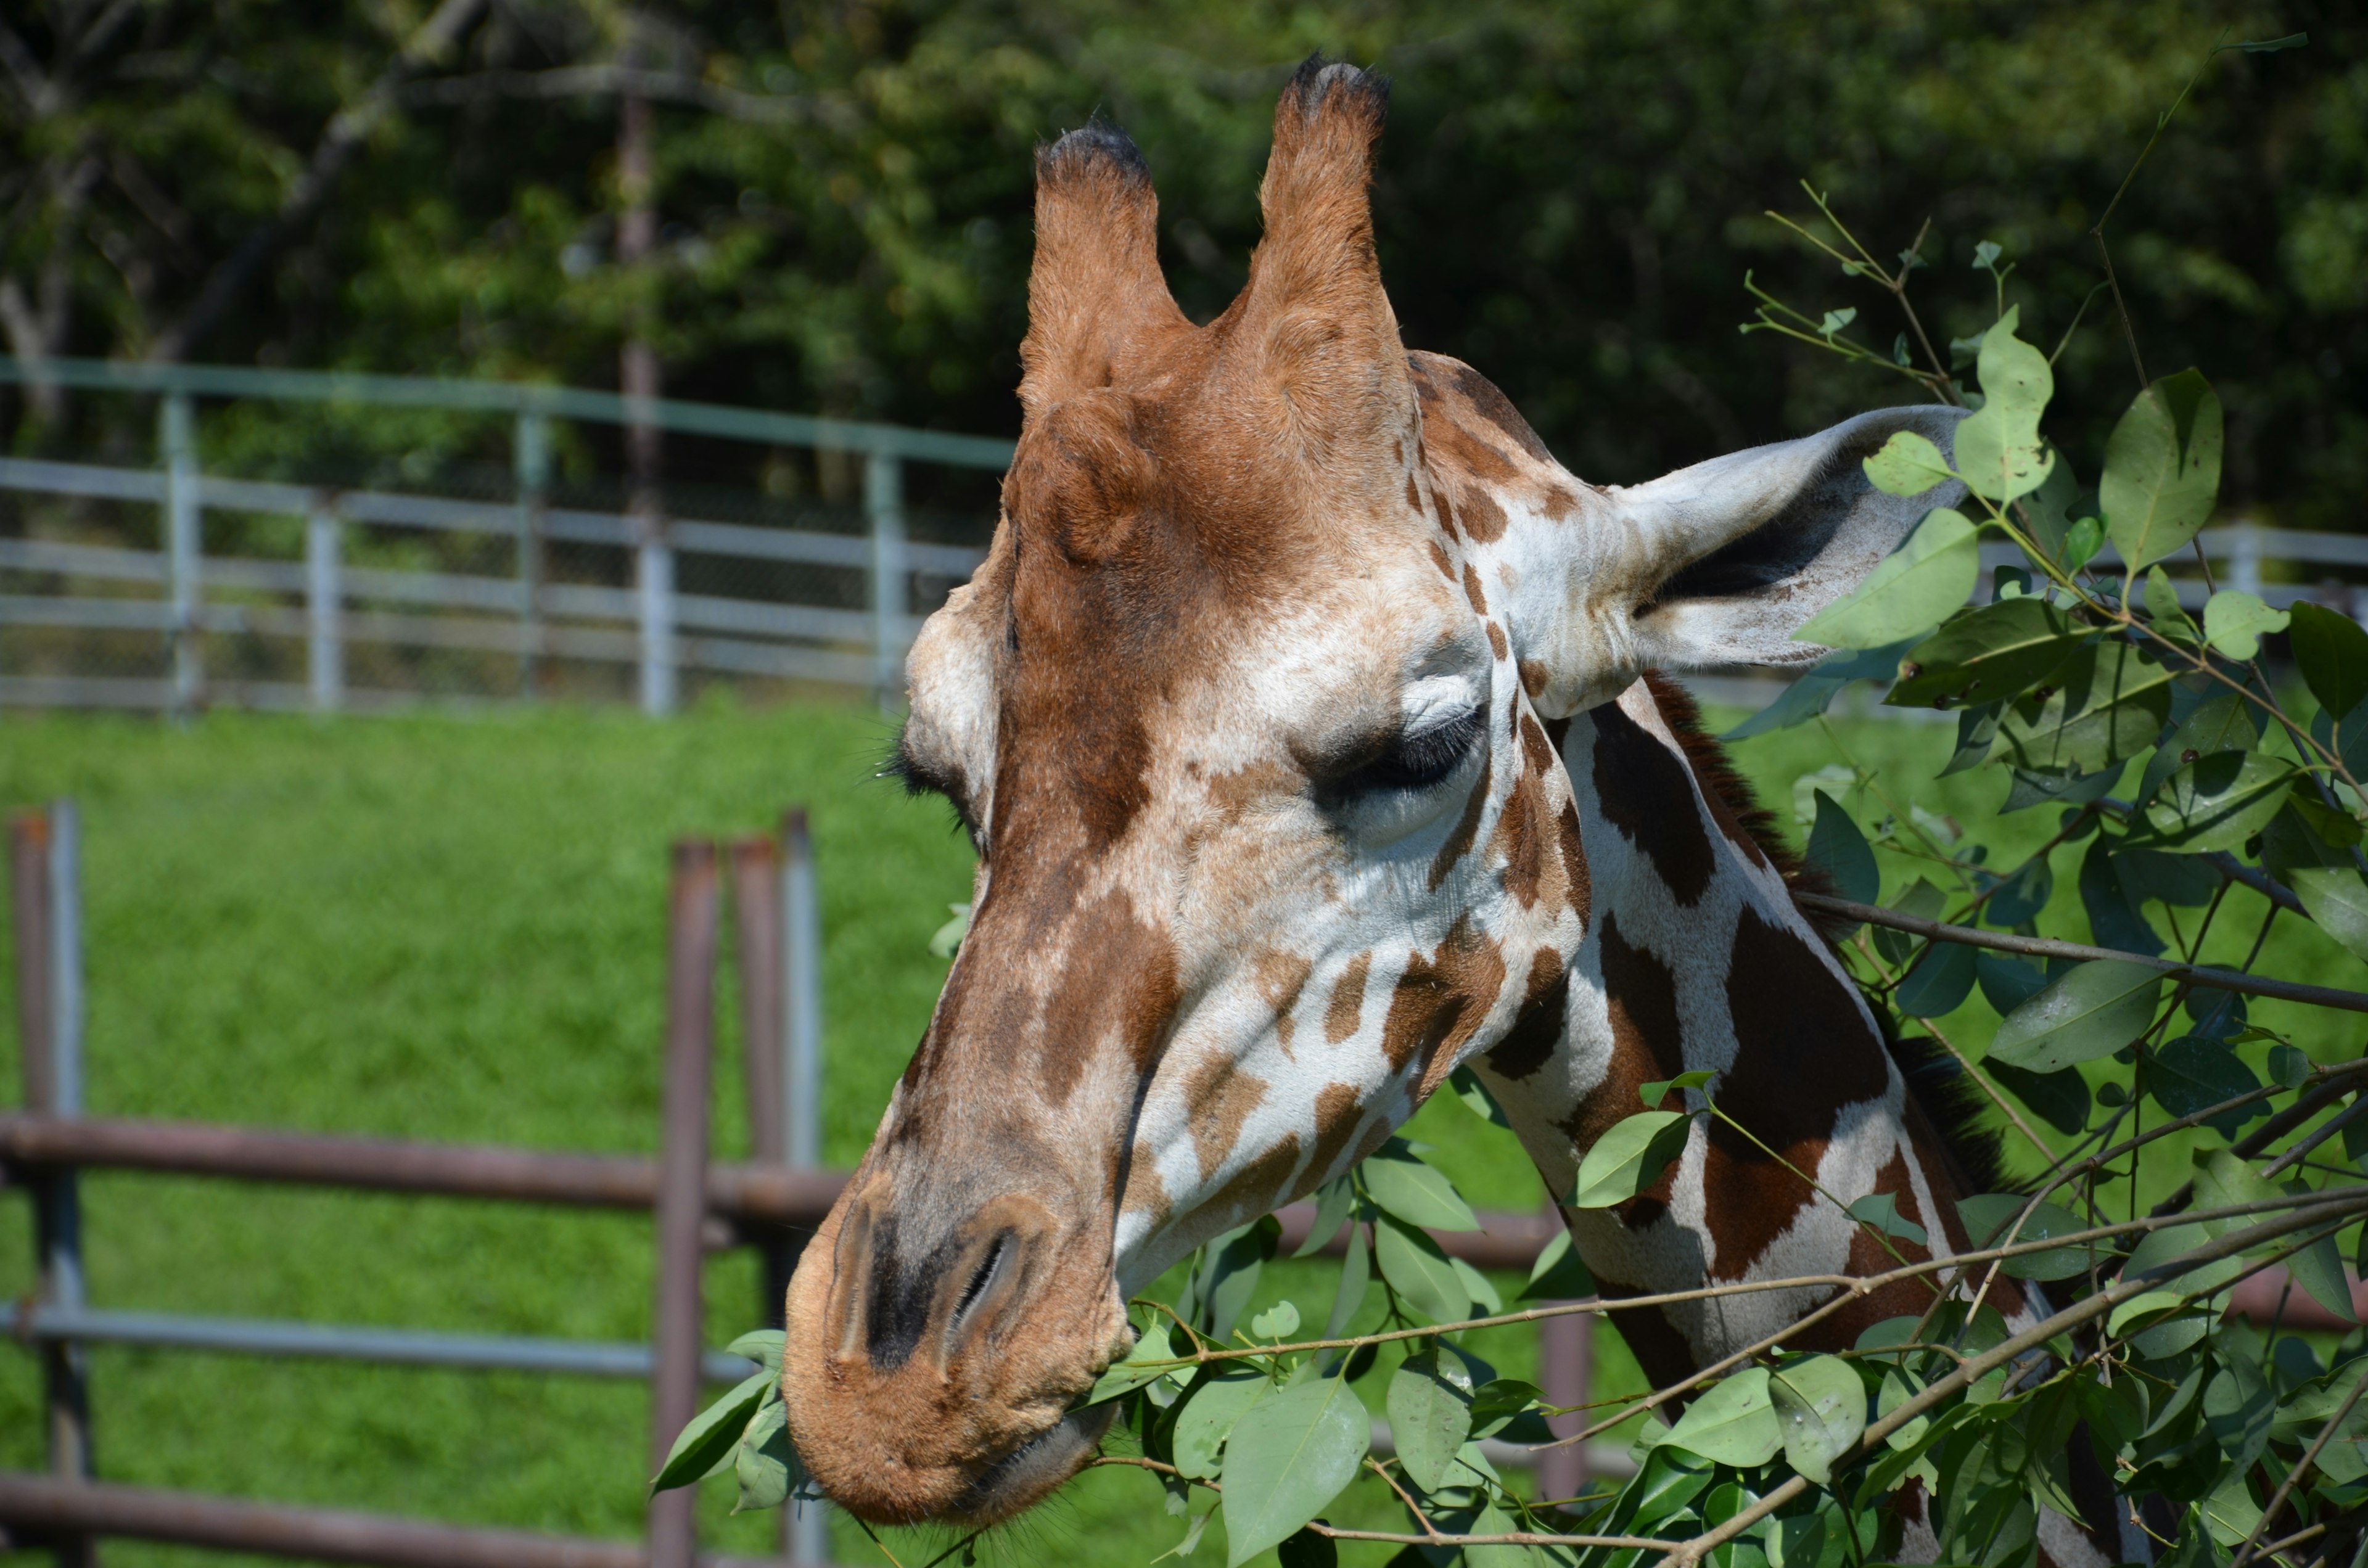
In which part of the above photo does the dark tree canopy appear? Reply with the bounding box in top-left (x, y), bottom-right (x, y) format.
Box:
top-left (1, 0), bottom-right (2360, 528)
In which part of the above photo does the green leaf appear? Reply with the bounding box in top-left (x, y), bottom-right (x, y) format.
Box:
top-left (1957, 1194), bottom-right (2099, 1280)
top-left (1663, 1368), bottom-right (1783, 1467)
top-left (2063, 514), bottom-right (2105, 571)
top-left (1886, 597), bottom-right (2083, 710)
top-left (726, 1328), bottom-right (786, 1379)
top-left (1878, 1365), bottom-right (1928, 1451)
top-left (2148, 1037), bottom-right (2263, 1135)
top-left (1989, 959), bottom-right (2162, 1073)
top-left (1220, 1374), bottom-right (1368, 1567)
top-left (1639, 1068), bottom-right (1717, 1109)
top-left (2000, 639), bottom-right (2176, 773)
top-left (1294, 1176), bottom-right (1355, 1259)
top-left (1174, 1366), bottom-right (1272, 1480)
top-left (1083, 1318), bottom-right (1178, 1406)
top-left (2290, 602), bottom-right (2368, 721)
top-left (2289, 1226), bottom-right (2359, 1325)
top-left (1975, 950), bottom-right (2050, 1015)
top-left (1846, 1192), bottom-right (1929, 1247)
top-left (2308, 694), bottom-right (2368, 782)
top-left (1569, 1109), bottom-right (1692, 1209)
top-left (1446, 1065), bottom-right (1511, 1130)
top-left (1805, 790), bottom-right (1878, 907)
top-left (1449, 1256), bottom-right (1502, 1317)
top-left (1372, 1213), bottom-right (1470, 1326)
top-left (1954, 308), bottom-right (2056, 502)
top-left (2142, 752), bottom-right (2297, 853)
top-left (2289, 865), bottom-right (2368, 963)
top-left (1769, 1356), bottom-right (1867, 1484)
top-left (1860, 429), bottom-right (1955, 497)
top-left (1519, 1228), bottom-right (1596, 1301)
top-left (2144, 566), bottom-right (2202, 644)
top-left (1203, 1217), bottom-right (1280, 1340)
top-left (1250, 1301), bottom-right (1301, 1340)
top-left (1893, 938), bottom-right (1976, 1018)
top-left (1386, 1350), bottom-right (1475, 1492)
top-left (1360, 1141), bottom-right (1480, 1232)
top-left (2079, 835), bottom-right (2164, 956)
top-left (1324, 1221), bottom-right (1370, 1338)
top-left (1793, 507), bottom-right (1979, 650)
top-left (652, 1370), bottom-right (770, 1493)
top-left (1984, 853), bottom-right (2054, 926)
top-left (1984, 1059), bottom-right (2090, 1136)
top-left (927, 903), bottom-right (970, 958)
top-left (2202, 590), bottom-right (2289, 662)
top-left (2101, 369), bottom-right (2223, 571)
top-left (733, 1400), bottom-right (804, 1514)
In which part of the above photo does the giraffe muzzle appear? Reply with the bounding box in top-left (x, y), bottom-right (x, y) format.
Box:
top-left (779, 1174), bottom-right (1133, 1524)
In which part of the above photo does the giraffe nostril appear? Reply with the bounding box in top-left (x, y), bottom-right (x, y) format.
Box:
top-left (952, 1233), bottom-right (1011, 1328)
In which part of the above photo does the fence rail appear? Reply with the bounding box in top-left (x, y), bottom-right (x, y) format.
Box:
top-left (3, 803), bottom-right (835, 1566)
top-left (0, 357), bottom-right (1009, 714)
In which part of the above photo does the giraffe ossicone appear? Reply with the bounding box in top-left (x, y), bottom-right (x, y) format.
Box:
top-left (777, 54), bottom-right (2023, 1539)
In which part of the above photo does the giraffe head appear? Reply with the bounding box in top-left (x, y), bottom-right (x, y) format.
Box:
top-left (780, 58), bottom-right (1964, 1525)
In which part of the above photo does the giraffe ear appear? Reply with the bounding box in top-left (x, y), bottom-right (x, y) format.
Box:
top-left (1019, 120), bottom-right (1188, 417)
top-left (1222, 59), bottom-right (1413, 473)
top-left (1515, 406), bottom-right (1971, 715)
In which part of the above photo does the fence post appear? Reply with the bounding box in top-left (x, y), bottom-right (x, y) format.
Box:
top-left (1534, 1202), bottom-right (1592, 1511)
top-left (648, 842), bottom-right (718, 1568)
top-left (305, 499), bottom-right (342, 713)
top-left (778, 807), bottom-right (829, 1565)
top-left (160, 393), bottom-right (200, 717)
top-left (10, 805), bottom-right (97, 1567)
top-left (2228, 519), bottom-right (2263, 598)
top-left (865, 452), bottom-right (906, 708)
top-left (515, 412), bottom-right (549, 697)
top-left (638, 532), bottom-right (676, 718)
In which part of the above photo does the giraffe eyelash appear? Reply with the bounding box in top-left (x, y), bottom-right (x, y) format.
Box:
top-left (884, 728), bottom-right (985, 849)
top-left (1316, 702), bottom-right (1485, 805)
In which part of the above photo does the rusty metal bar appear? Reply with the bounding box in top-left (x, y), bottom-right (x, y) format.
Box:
top-left (0, 1113), bottom-right (846, 1226)
top-left (10, 813), bottom-right (54, 1114)
top-left (1535, 1302), bottom-right (1594, 1504)
top-left (779, 809), bottom-right (821, 1174)
top-left (0, 1472), bottom-right (789, 1568)
top-left (730, 839), bottom-right (786, 1167)
top-left (651, 842), bottom-right (719, 1568)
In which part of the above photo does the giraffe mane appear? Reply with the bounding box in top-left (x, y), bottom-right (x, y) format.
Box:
top-left (1638, 671), bottom-right (2007, 1196)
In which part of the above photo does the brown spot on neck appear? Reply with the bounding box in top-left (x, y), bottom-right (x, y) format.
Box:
top-left (1325, 953), bottom-right (1371, 1044)
top-left (1482, 946), bottom-right (1568, 1080)
top-left (1379, 915), bottom-right (1509, 1100)
top-left (1455, 484), bottom-right (1508, 543)
top-left (1181, 1049), bottom-right (1271, 1184)
top-left (1205, 1129), bottom-right (1302, 1225)
top-left (1589, 700), bottom-right (1714, 906)
top-left (1460, 560), bottom-right (1489, 616)
top-left (1485, 622), bottom-right (1508, 661)
top-left (1252, 949), bottom-right (1314, 1056)
top-left (1304, 1081), bottom-right (1373, 1191)
top-left (1700, 906), bottom-right (1891, 1279)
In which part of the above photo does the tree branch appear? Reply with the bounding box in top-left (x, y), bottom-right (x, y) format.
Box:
top-left (146, 0), bottom-right (490, 363)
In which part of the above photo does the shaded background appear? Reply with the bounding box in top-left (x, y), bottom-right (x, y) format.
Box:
top-left (2, 0), bottom-right (2363, 528)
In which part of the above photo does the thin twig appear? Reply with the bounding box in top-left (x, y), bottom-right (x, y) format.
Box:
top-left (1791, 893), bottom-right (2368, 1014)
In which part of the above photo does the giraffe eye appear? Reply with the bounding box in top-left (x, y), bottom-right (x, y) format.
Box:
top-left (1318, 703), bottom-right (1485, 804)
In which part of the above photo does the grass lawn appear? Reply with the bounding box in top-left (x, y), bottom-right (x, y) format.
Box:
top-left (0, 689), bottom-right (2352, 1567)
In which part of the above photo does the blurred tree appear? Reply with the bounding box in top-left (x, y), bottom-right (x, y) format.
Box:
top-left (0, 0), bottom-right (2359, 528)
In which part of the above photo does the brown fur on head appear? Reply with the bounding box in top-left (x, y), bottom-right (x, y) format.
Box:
top-left (781, 57), bottom-right (1421, 1529)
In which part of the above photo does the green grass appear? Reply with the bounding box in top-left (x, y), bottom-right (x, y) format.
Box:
top-left (0, 694), bottom-right (2352, 1567)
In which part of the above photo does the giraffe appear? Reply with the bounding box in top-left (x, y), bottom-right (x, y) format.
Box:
top-left (778, 57), bottom-right (2126, 1562)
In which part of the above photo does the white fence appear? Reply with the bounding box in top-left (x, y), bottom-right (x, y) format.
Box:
top-left (0, 358), bottom-right (1008, 715)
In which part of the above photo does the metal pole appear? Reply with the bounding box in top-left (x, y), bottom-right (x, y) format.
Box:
top-left (306, 499), bottom-right (342, 713)
top-left (780, 809), bottom-right (821, 1174)
top-left (1534, 1205), bottom-right (1592, 1511)
top-left (865, 453), bottom-right (906, 708)
top-left (12, 805), bottom-right (96, 1566)
top-left (779, 807), bottom-right (828, 1564)
top-left (638, 535), bottom-right (676, 718)
top-left (648, 842), bottom-right (717, 1568)
top-left (730, 839), bottom-right (786, 1168)
top-left (161, 393), bottom-right (200, 717)
top-left (514, 413), bottom-right (549, 697)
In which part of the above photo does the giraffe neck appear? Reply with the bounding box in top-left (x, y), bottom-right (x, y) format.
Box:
top-left (1469, 675), bottom-right (1999, 1389)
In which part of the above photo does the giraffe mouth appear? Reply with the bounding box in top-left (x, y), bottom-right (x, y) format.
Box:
top-left (945, 1401), bottom-right (1120, 1524)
